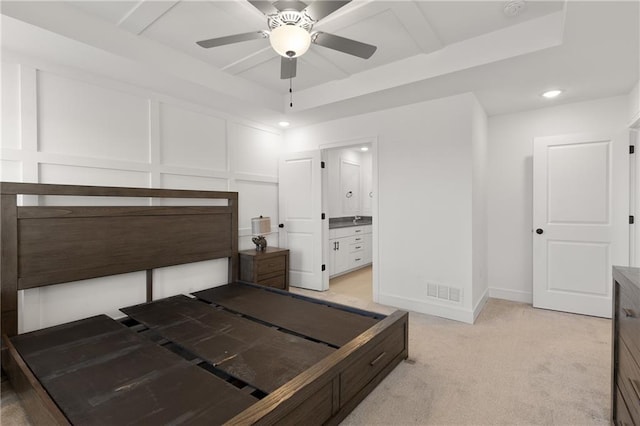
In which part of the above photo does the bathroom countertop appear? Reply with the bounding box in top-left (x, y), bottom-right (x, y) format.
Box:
top-left (328, 216), bottom-right (372, 229)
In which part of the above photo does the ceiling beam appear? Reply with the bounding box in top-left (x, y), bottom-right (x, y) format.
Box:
top-left (392, 2), bottom-right (444, 54)
top-left (213, 0), bottom-right (268, 29)
top-left (289, 11), bottom-right (566, 112)
top-left (117, 0), bottom-right (179, 35)
top-left (222, 46), bottom-right (276, 75)
top-left (299, 50), bottom-right (350, 79)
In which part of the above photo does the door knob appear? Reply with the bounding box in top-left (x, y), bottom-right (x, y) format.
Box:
top-left (536, 228), bottom-right (544, 235)
top-left (278, 223), bottom-right (284, 228)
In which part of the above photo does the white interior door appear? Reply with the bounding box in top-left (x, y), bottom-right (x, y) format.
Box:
top-left (533, 133), bottom-right (628, 318)
top-left (279, 150), bottom-right (327, 291)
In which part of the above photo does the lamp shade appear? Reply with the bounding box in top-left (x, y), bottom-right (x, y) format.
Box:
top-left (269, 25), bottom-right (311, 58)
top-left (251, 216), bottom-right (271, 235)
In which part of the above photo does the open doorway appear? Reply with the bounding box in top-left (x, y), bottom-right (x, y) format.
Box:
top-left (322, 141), bottom-right (374, 302)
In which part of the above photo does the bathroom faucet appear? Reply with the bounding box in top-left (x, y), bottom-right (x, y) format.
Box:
top-left (353, 215), bottom-right (361, 224)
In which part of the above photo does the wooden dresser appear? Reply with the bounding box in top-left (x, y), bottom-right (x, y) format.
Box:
top-left (239, 247), bottom-right (289, 291)
top-left (612, 266), bottom-right (640, 425)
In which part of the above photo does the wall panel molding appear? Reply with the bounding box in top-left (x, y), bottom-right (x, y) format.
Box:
top-left (1, 56), bottom-right (284, 332)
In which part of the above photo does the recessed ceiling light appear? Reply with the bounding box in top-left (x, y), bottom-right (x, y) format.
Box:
top-left (278, 121), bottom-right (290, 127)
top-left (542, 90), bottom-right (563, 99)
top-left (361, 146), bottom-right (369, 151)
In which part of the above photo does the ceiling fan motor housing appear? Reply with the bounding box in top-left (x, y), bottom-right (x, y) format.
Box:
top-left (268, 10), bottom-right (315, 31)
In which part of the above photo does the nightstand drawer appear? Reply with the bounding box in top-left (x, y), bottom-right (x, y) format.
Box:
top-left (258, 274), bottom-right (287, 290)
top-left (238, 247), bottom-right (289, 291)
top-left (256, 256), bottom-right (286, 276)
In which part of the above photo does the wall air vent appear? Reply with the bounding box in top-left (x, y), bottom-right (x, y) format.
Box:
top-left (427, 283), bottom-right (463, 304)
top-left (427, 283), bottom-right (438, 298)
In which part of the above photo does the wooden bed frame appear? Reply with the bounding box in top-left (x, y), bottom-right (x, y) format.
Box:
top-left (0, 182), bottom-right (409, 425)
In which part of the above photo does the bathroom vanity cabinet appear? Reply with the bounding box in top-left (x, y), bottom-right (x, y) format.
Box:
top-left (329, 225), bottom-right (372, 278)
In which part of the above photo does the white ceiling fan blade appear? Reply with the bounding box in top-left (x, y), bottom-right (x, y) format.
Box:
top-left (273, 0), bottom-right (308, 12)
top-left (281, 57), bottom-right (297, 79)
top-left (304, 1), bottom-right (351, 21)
top-left (248, 1), bottom-right (279, 15)
top-left (196, 31), bottom-right (268, 48)
top-left (312, 32), bottom-right (377, 59)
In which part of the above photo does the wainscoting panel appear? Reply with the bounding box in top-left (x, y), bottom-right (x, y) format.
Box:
top-left (37, 71), bottom-right (149, 162)
top-left (229, 122), bottom-right (280, 178)
top-left (159, 102), bottom-right (227, 171)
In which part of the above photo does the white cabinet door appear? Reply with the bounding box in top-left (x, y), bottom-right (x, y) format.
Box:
top-left (329, 239), bottom-right (336, 276)
top-left (330, 237), bottom-right (350, 276)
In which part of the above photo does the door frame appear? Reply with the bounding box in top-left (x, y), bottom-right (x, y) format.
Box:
top-left (320, 136), bottom-right (379, 301)
top-left (629, 116), bottom-right (639, 267)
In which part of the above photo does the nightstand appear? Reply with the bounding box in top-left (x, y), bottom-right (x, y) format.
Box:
top-left (238, 247), bottom-right (289, 290)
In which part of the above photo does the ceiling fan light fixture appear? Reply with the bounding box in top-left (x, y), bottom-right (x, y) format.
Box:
top-left (269, 25), bottom-right (311, 58)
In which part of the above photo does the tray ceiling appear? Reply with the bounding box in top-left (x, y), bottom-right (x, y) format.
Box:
top-left (1, 1), bottom-right (638, 127)
top-left (68, 0), bottom-right (564, 93)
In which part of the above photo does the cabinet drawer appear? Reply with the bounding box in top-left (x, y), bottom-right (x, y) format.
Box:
top-left (358, 225), bottom-right (372, 234)
top-left (617, 340), bottom-right (640, 423)
top-left (616, 386), bottom-right (635, 426)
top-left (349, 242), bottom-right (364, 253)
top-left (329, 225), bottom-right (371, 239)
top-left (256, 256), bottom-right (286, 275)
top-left (330, 227), bottom-right (354, 239)
top-left (340, 328), bottom-right (404, 405)
top-left (349, 252), bottom-right (365, 268)
top-left (619, 284), bottom-right (640, 356)
top-left (257, 274), bottom-right (286, 290)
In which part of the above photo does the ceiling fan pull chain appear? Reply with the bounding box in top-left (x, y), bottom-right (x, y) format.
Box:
top-left (289, 77), bottom-right (293, 108)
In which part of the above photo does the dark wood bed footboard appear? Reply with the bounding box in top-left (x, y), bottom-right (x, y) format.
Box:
top-left (226, 309), bottom-right (409, 425)
top-left (3, 308), bottom-right (408, 426)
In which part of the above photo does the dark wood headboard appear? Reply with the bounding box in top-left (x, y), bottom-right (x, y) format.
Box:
top-left (0, 182), bottom-right (238, 337)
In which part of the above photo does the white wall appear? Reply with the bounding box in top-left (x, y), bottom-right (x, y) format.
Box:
top-left (1, 57), bottom-right (284, 332)
top-left (487, 96), bottom-right (629, 303)
top-left (285, 93), bottom-right (486, 323)
top-left (629, 81), bottom-right (639, 125)
top-left (471, 97), bottom-right (489, 315)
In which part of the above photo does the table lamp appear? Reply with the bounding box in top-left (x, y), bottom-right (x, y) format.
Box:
top-left (251, 216), bottom-right (271, 251)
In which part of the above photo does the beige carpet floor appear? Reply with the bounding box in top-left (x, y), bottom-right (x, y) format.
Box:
top-left (1, 270), bottom-right (611, 425)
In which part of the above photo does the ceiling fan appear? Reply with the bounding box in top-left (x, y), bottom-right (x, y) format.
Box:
top-left (196, 0), bottom-right (377, 80)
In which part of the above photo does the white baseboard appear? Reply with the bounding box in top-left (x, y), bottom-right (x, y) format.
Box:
top-left (473, 287), bottom-right (489, 323)
top-left (378, 293), bottom-right (475, 324)
top-left (489, 287), bottom-right (533, 304)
